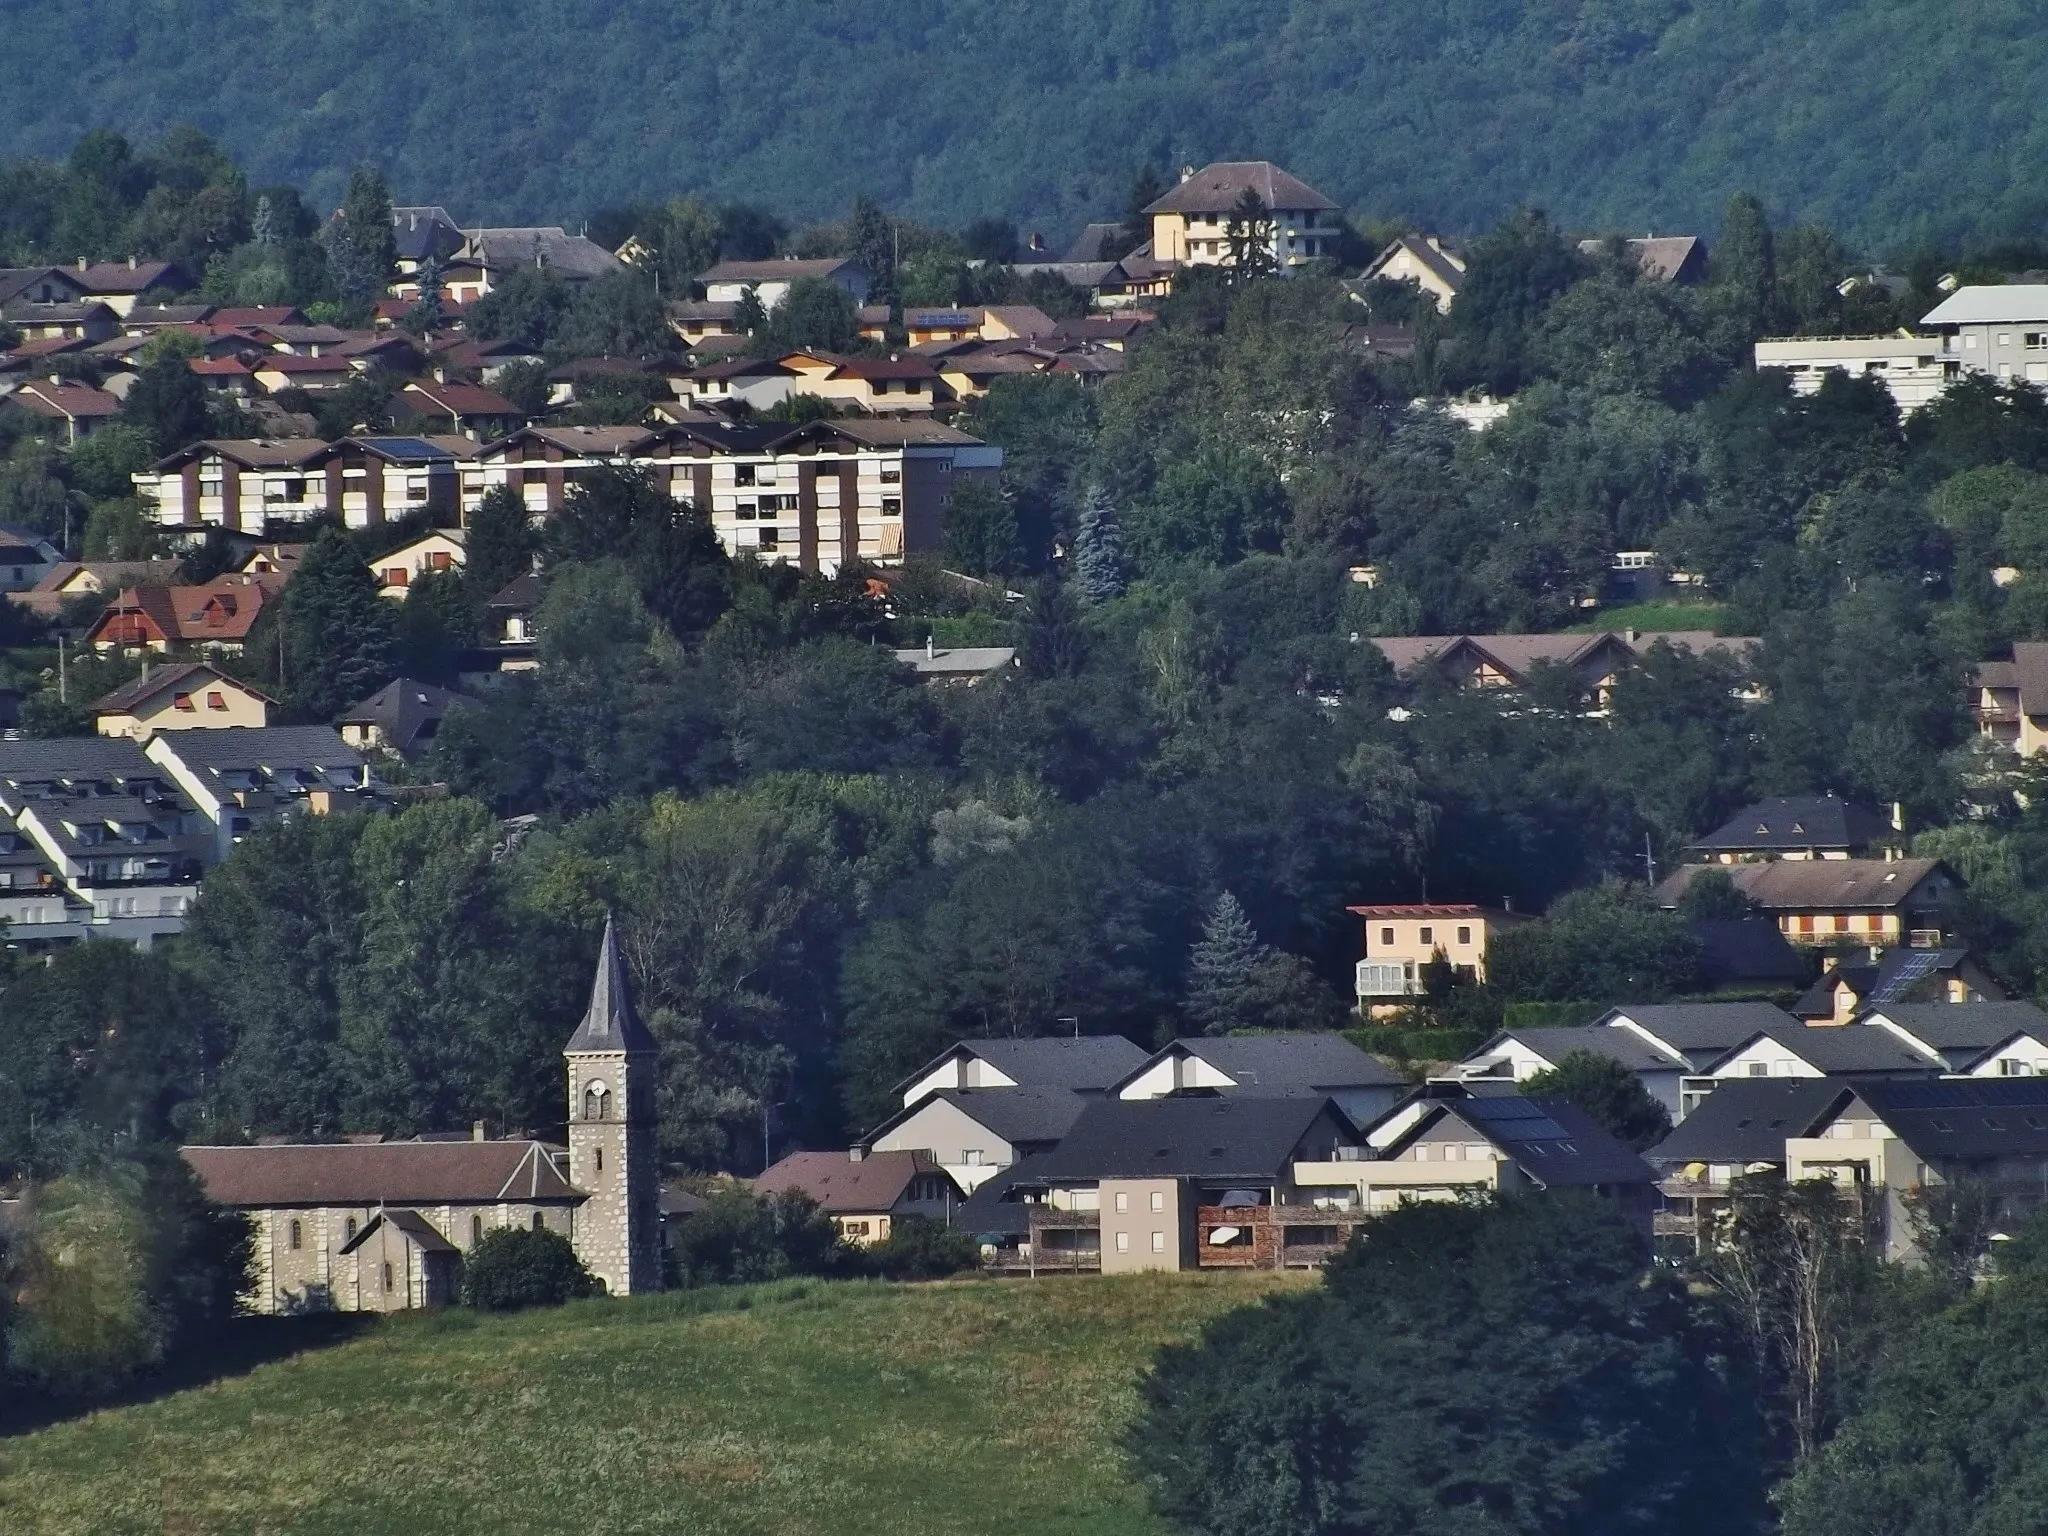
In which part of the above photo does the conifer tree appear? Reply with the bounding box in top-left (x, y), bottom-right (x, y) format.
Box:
top-left (1073, 485), bottom-right (1126, 603)
top-left (1187, 891), bottom-right (1266, 1036)
top-left (279, 524), bottom-right (396, 723)
top-left (464, 483), bottom-right (536, 601)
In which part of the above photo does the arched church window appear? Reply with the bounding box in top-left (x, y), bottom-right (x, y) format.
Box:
top-left (583, 1081), bottom-right (610, 1121)
top-left (288, 1218), bottom-right (303, 1251)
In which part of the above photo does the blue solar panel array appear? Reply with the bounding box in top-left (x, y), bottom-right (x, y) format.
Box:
top-left (371, 437), bottom-right (455, 463)
top-left (1870, 949), bottom-right (1942, 1002)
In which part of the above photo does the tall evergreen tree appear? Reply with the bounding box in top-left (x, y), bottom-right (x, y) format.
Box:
top-left (1120, 164), bottom-right (1168, 258)
top-left (1223, 188), bottom-right (1276, 280)
top-left (279, 524), bottom-right (397, 723)
top-left (1186, 891), bottom-right (1266, 1035)
top-left (465, 483), bottom-right (535, 600)
top-left (848, 194), bottom-right (896, 299)
top-left (117, 355), bottom-right (211, 455)
top-left (1072, 484), bottom-right (1126, 603)
top-left (325, 166), bottom-right (397, 313)
top-left (402, 252), bottom-right (446, 335)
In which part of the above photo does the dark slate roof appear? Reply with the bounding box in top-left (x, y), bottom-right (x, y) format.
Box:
top-left (564, 915), bottom-right (656, 1054)
top-left (1711, 1023), bottom-right (1942, 1076)
top-left (1853, 1078), bottom-right (2048, 1160)
top-left (865, 1086), bottom-right (1088, 1149)
top-left (1798, 950), bottom-right (1997, 1020)
top-left (1431, 1097), bottom-right (1657, 1187)
top-left (1601, 1002), bottom-right (1801, 1067)
top-left (152, 725), bottom-right (364, 776)
top-left (1027, 1095), bottom-right (1347, 1184)
top-left (336, 676), bottom-right (473, 755)
top-left (1148, 1033), bottom-right (1406, 1092)
top-left (0, 736), bottom-right (159, 784)
top-left (1688, 794), bottom-right (1889, 854)
top-left (1481, 1026), bottom-right (1685, 1073)
top-left (954, 1154), bottom-right (1043, 1238)
top-left (896, 1035), bottom-right (1148, 1098)
top-left (1692, 918), bottom-right (1811, 986)
top-left (1864, 1001), bottom-right (2048, 1070)
top-left (1645, 1078), bottom-right (1850, 1169)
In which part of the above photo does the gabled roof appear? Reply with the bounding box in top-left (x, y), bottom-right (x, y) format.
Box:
top-left (75, 260), bottom-right (188, 294)
top-left (1602, 1002), bottom-right (1802, 1069)
top-left (89, 661), bottom-right (273, 717)
top-left (1692, 917), bottom-right (1811, 986)
top-left (1029, 1095), bottom-right (1348, 1183)
top-left (182, 1139), bottom-right (580, 1207)
top-left (89, 580), bottom-right (276, 644)
top-left (895, 1035), bottom-right (1149, 1099)
top-left (752, 1149), bottom-right (947, 1214)
top-left (1863, 1001), bottom-right (2048, 1070)
top-left (148, 437), bottom-right (330, 471)
top-left (1389, 1097), bottom-right (1657, 1187)
top-left (1577, 235), bottom-right (1708, 283)
top-left (1708, 1023), bottom-right (1942, 1076)
top-left (1143, 162), bottom-right (1339, 216)
top-left (399, 379), bottom-right (523, 417)
top-left (338, 1207), bottom-right (459, 1256)
top-left (1645, 1078), bottom-right (1850, 1169)
top-left (337, 676), bottom-right (473, 754)
top-left (1656, 858), bottom-right (1953, 914)
top-left (1687, 793), bottom-right (1889, 854)
top-left (480, 424), bottom-right (656, 457)
top-left (10, 380), bottom-right (120, 419)
top-left (1138, 1033), bottom-right (1406, 1093)
top-left (1973, 643), bottom-right (2048, 715)
top-left (1363, 234), bottom-right (1468, 292)
top-left (1374, 631), bottom-right (1756, 684)
top-left (1470, 1025), bottom-right (1685, 1074)
top-left (1794, 947), bottom-right (1988, 1019)
top-left (953, 1152), bottom-right (1043, 1237)
top-left (462, 228), bottom-right (622, 281)
top-left (564, 914), bottom-right (656, 1054)
top-left (864, 1086), bottom-right (1090, 1149)
top-left (1849, 1078), bottom-right (2048, 1160)
top-left (697, 258), bottom-right (863, 285)
top-left (0, 266), bottom-right (87, 305)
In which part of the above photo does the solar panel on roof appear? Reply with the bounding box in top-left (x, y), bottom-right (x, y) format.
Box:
top-left (370, 437), bottom-right (452, 462)
top-left (1871, 950), bottom-right (1942, 1001)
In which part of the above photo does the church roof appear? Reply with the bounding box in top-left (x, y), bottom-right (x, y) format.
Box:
top-left (564, 914), bottom-right (656, 1054)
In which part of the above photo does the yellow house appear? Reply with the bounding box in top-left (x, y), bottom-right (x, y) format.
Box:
top-left (1656, 858), bottom-right (1960, 948)
top-left (1361, 234), bottom-right (1468, 311)
top-left (1144, 161), bottom-right (1341, 275)
top-left (371, 529), bottom-right (467, 599)
top-left (88, 661), bottom-right (274, 740)
top-left (1972, 644), bottom-right (2048, 755)
top-left (1348, 902), bottom-right (1532, 1005)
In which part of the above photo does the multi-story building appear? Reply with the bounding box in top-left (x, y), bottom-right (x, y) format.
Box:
top-left (145, 725), bottom-right (378, 860)
top-left (133, 437), bottom-right (477, 533)
top-left (1347, 902), bottom-right (1533, 1006)
top-left (1143, 161), bottom-right (1341, 276)
top-left (459, 416), bottom-right (1001, 577)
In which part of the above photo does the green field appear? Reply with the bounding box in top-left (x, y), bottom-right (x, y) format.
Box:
top-left (0, 1272), bottom-right (1304, 1535)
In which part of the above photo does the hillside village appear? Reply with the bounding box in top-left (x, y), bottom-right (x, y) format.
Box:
top-left (14, 124), bottom-right (2048, 1533)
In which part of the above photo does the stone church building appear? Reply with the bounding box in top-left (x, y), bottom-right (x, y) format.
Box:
top-left (181, 917), bottom-right (664, 1313)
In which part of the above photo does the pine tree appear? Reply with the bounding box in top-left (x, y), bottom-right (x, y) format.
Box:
top-left (1186, 892), bottom-right (1267, 1036)
top-left (280, 525), bottom-right (397, 723)
top-left (402, 252), bottom-right (446, 335)
top-left (464, 483), bottom-right (535, 601)
top-left (1713, 191), bottom-right (1775, 336)
top-left (250, 194), bottom-right (277, 250)
top-left (326, 166), bottom-right (397, 313)
top-left (734, 284), bottom-right (766, 336)
top-left (1072, 485), bottom-right (1126, 603)
top-left (848, 194), bottom-right (896, 299)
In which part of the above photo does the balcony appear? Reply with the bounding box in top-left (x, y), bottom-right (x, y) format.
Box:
top-left (1354, 960), bottom-right (1416, 999)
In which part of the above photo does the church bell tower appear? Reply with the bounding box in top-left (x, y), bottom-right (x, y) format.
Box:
top-left (564, 914), bottom-right (662, 1294)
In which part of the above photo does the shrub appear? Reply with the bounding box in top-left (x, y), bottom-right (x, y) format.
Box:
top-left (670, 1187), bottom-right (858, 1287)
top-left (460, 1225), bottom-right (599, 1310)
top-left (868, 1215), bottom-right (979, 1281)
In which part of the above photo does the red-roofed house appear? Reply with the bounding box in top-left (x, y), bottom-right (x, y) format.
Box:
top-left (751, 1149), bottom-right (959, 1243)
top-left (393, 379), bottom-right (524, 440)
top-left (250, 353), bottom-right (353, 393)
top-left (85, 576), bottom-right (277, 654)
top-left (9, 377), bottom-right (122, 443)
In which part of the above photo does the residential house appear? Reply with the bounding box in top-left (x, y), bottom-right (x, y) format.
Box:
top-left (483, 572), bottom-right (542, 655)
top-left (1918, 285), bottom-right (2048, 386)
top-left (460, 416), bottom-right (1001, 577)
top-left (1754, 333), bottom-right (1960, 414)
top-left (8, 377), bottom-right (121, 443)
top-left (862, 1088), bottom-right (1094, 1193)
top-left (777, 351), bottom-right (944, 414)
top-left (145, 724), bottom-right (375, 857)
top-left (248, 353), bottom-right (354, 394)
top-left (309, 435), bottom-right (477, 527)
top-left (387, 206), bottom-right (466, 277)
top-left (667, 300), bottom-right (745, 347)
top-left (71, 259), bottom-right (193, 316)
top-left (1695, 1021), bottom-right (1945, 1093)
top-left (182, 924), bottom-right (663, 1309)
top-left (337, 677), bottom-right (474, 758)
top-left (132, 438), bottom-right (331, 532)
top-left (0, 524), bottom-right (61, 592)
top-left (88, 662), bottom-right (273, 740)
top-left (8, 558), bottom-right (181, 620)
top-left (1455, 1026), bottom-right (1694, 1119)
top-left (1970, 644), bottom-right (2048, 755)
top-left (0, 301), bottom-right (119, 343)
top-left (392, 380), bottom-right (524, 441)
top-left (1360, 234), bottom-right (1467, 311)
top-left (236, 543), bottom-right (305, 581)
top-left (751, 1150), bottom-right (960, 1243)
top-left (1144, 162), bottom-right (1341, 276)
top-left (677, 357), bottom-right (798, 411)
top-left (1645, 1076), bottom-right (1862, 1250)
top-left (1111, 1034), bottom-right (1406, 1127)
top-left (1019, 1095), bottom-right (1364, 1272)
top-left (904, 305), bottom-right (1059, 347)
top-left (0, 736), bottom-right (211, 945)
top-left (1861, 1000), bottom-right (2048, 1078)
top-left (1691, 917), bottom-right (1814, 992)
top-left (85, 577), bottom-right (277, 655)
top-left (1298, 1091), bottom-right (1657, 1236)
top-left (0, 266), bottom-right (89, 306)
top-left (1794, 947), bottom-right (2006, 1024)
top-left (1374, 630), bottom-right (1759, 703)
top-left (1348, 901), bottom-right (1532, 1005)
top-left (1656, 858), bottom-right (1961, 949)
top-left (1686, 793), bottom-right (1894, 862)
top-left (893, 1035), bottom-right (1149, 1108)
top-left (1577, 235), bottom-right (1709, 284)
top-left (444, 228), bottom-right (622, 302)
top-left (369, 529), bottom-right (465, 598)
top-left (698, 258), bottom-right (868, 312)
top-left (891, 643), bottom-right (1017, 684)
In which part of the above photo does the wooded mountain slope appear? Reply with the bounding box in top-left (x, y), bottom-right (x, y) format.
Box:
top-left (2, 1), bottom-right (2046, 250)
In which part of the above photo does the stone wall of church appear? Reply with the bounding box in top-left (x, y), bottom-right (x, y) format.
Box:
top-left (566, 1051), bottom-right (663, 1294)
top-left (245, 1201), bottom-right (572, 1315)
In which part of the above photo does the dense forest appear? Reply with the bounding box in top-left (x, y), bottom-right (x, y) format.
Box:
top-left (5, 1), bottom-right (2048, 249)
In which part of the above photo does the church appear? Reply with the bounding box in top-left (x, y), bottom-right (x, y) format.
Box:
top-left (180, 916), bottom-right (664, 1313)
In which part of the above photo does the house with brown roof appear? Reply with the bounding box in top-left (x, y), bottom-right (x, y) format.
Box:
top-left (752, 1149), bottom-right (960, 1243)
top-left (86, 576), bottom-right (277, 655)
top-left (8, 377), bottom-right (122, 444)
top-left (89, 661), bottom-right (274, 740)
top-left (71, 258), bottom-right (193, 316)
top-left (370, 528), bottom-right (466, 598)
top-left (7, 557), bottom-right (181, 619)
top-left (1144, 161), bottom-right (1341, 277)
top-left (786, 352), bottom-right (944, 415)
top-left (698, 257), bottom-right (869, 312)
top-left (132, 439), bottom-right (331, 532)
top-left (2, 301), bottom-right (121, 343)
top-left (0, 266), bottom-right (89, 307)
top-left (1361, 234), bottom-right (1468, 312)
top-left (1971, 643), bottom-right (2048, 755)
top-left (1578, 235), bottom-right (1710, 284)
top-left (393, 379), bottom-right (524, 440)
top-left (1656, 858), bottom-right (1962, 951)
top-left (1373, 630), bottom-right (1759, 707)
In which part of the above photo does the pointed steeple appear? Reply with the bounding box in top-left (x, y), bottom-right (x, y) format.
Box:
top-left (564, 914), bottom-right (656, 1054)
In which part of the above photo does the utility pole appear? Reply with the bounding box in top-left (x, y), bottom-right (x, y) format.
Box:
top-left (56, 635), bottom-right (65, 704)
top-left (1638, 833), bottom-right (1658, 888)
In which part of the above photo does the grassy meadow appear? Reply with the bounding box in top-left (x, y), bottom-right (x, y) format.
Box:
top-left (0, 1272), bottom-right (1306, 1535)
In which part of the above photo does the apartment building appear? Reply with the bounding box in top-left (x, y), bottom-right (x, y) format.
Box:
top-left (459, 417), bottom-right (1001, 577)
top-left (1144, 161), bottom-right (1341, 275)
top-left (132, 436), bottom-right (479, 532)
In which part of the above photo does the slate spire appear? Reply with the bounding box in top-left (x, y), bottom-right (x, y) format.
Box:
top-left (564, 913), bottom-right (656, 1054)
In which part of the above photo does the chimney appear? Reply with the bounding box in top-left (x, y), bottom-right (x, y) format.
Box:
top-left (1180, 164), bottom-right (1195, 182)
top-left (926, 633), bottom-right (935, 660)
top-left (1891, 801), bottom-right (1906, 833)
top-left (128, 254), bottom-right (137, 270)
top-left (472, 1119), bottom-right (486, 1142)
top-left (1624, 628), bottom-right (1640, 643)
top-left (77, 256), bottom-right (87, 272)
top-left (1501, 895), bottom-right (1513, 913)
top-left (848, 1146), bottom-right (865, 1162)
